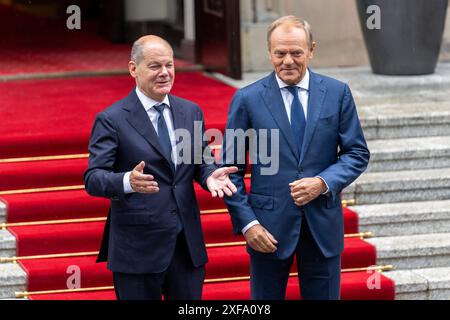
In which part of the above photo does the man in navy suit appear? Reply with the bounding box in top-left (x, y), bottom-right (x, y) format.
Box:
top-left (222, 16), bottom-right (370, 300)
top-left (84, 35), bottom-right (237, 300)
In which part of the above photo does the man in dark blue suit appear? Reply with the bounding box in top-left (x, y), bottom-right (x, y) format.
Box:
top-left (84, 35), bottom-right (237, 300)
top-left (222, 16), bottom-right (370, 300)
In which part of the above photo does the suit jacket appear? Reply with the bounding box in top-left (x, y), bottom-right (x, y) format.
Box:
top-left (84, 89), bottom-right (216, 274)
top-left (222, 70), bottom-right (370, 260)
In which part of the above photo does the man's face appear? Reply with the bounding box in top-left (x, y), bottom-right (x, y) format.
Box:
top-left (269, 26), bottom-right (315, 85)
top-left (129, 43), bottom-right (175, 101)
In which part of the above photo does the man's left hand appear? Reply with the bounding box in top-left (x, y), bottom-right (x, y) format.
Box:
top-left (289, 177), bottom-right (327, 206)
top-left (207, 166), bottom-right (239, 198)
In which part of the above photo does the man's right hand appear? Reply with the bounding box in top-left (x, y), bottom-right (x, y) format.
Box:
top-left (244, 224), bottom-right (278, 253)
top-left (130, 161), bottom-right (159, 194)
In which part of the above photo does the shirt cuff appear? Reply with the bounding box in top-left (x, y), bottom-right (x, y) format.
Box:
top-left (242, 220), bottom-right (260, 235)
top-left (315, 176), bottom-right (330, 195)
top-left (123, 171), bottom-right (134, 194)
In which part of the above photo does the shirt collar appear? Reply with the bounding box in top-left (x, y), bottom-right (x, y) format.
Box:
top-left (135, 87), bottom-right (171, 112)
top-left (275, 68), bottom-right (310, 92)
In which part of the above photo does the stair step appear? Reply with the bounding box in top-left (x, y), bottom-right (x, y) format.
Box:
top-left (367, 233), bottom-right (450, 270)
top-left (0, 230), bottom-right (15, 257)
top-left (386, 267), bottom-right (450, 300)
top-left (319, 63), bottom-right (450, 107)
top-left (367, 136), bottom-right (450, 172)
top-left (0, 158), bottom-right (86, 192)
top-left (354, 200), bottom-right (450, 236)
top-left (343, 168), bottom-right (450, 205)
top-left (360, 103), bottom-right (450, 140)
top-left (0, 263), bottom-right (27, 299)
top-left (0, 201), bottom-right (5, 223)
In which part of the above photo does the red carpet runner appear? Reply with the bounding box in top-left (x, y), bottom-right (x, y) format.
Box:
top-left (0, 71), bottom-right (395, 300)
top-left (0, 73), bottom-right (234, 159)
top-left (0, 4), bottom-right (193, 77)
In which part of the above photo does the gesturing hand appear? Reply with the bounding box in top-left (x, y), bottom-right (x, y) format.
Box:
top-left (244, 224), bottom-right (278, 253)
top-left (206, 166), bottom-right (239, 198)
top-left (289, 177), bottom-right (326, 206)
top-left (130, 161), bottom-right (159, 194)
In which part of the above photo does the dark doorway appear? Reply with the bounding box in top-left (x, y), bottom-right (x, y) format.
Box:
top-left (195, 0), bottom-right (242, 79)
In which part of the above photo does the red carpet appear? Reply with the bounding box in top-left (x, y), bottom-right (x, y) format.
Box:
top-left (29, 272), bottom-right (395, 300)
top-left (0, 4), bottom-right (193, 77)
top-left (0, 73), bottom-right (234, 159)
top-left (9, 215), bottom-right (362, 257)
top-left (20, 237), bottom-right (375, 292)
top-left (1, 188), bottom-right (359, 231)
top-left (0, 68), bottom-right (394, 299)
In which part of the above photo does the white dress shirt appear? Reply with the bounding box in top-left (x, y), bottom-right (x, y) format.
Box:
top-left (123, 87), bottom-right (178, 194)
top-left (276, 69), bottom-right (310, 122)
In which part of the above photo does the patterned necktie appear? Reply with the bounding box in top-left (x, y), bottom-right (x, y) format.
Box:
top-left (154, 103), bottom-right (175, 171)
top-left (286, 86), bottom-right (306, 157)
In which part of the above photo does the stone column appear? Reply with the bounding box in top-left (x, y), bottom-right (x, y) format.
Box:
top-left (181, 0), bottom-right (196, 62)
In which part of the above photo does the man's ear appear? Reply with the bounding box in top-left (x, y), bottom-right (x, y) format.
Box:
top-left (128, 61), bottom-right (137, 78)
top-left (309, 42), bottom-right (316, 59)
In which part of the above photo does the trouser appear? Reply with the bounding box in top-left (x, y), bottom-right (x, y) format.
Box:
top-left (250, 218), bottom-right (341, 300)
top-left (113, 231), bottom-right (205, 300)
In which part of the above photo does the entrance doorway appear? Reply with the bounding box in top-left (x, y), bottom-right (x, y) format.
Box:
top-left (194, 0), bottom-right (242, 79)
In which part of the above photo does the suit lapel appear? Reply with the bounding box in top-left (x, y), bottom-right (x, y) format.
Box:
top-left (300, 70), bottom-right (327, 164)
top-left (168, 95), bottom-right (186, 135)
top-left (124, 90), bottom-right (174, 172)
top-left (260, 72), bottom-right (300, 161)
top-left (168, 95), bottom-right (187, 180)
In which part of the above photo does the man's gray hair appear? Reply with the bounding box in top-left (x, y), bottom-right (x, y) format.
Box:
top-left (130, 40), bottom-right (144, 64)
top-left (267, 16), bottom-right (314, 49)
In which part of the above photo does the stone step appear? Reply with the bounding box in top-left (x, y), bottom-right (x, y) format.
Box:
top-left (317, 63), bottom-right (450, 107)
top-left (354, 200), bottom-right (450, 237)
top-left (342, 167), bottom-right (450, 205)
top-left (366, 233), bottom-right (450, 270)
top-left (386, 267), bottom-right (450, 300)
top-left (359, 102), bottom-right (450, 140)
top-left (0, 230), bottom-right (15, 258)
top-left (367, 136), bottom-right (450, 172)
top-left (0, 263), bottom-right (27, 299)
top-left (0, 201), bottom-right (5, 223)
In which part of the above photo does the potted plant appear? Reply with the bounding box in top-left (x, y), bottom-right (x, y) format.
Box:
top-left (357, 0), bottom-right (448, 75)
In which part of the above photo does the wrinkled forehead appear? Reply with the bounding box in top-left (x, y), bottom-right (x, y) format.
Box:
top-left (270, 26), bottom-right (310, 50)
top-left (271, 24), bottom-right (308, 41)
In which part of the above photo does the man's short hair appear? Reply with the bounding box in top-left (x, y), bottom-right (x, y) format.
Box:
top-left (267, 15), bottom-right (314, 49)
top-left (130, 40), bottom-right (144, 64)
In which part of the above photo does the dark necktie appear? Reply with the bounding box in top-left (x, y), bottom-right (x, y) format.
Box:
top-left (154, 103), bottom-right (175, 171)
top-left (154, 103), bottom-right (182, 233)
top-left (286, 86), bottom-right (306, 157)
